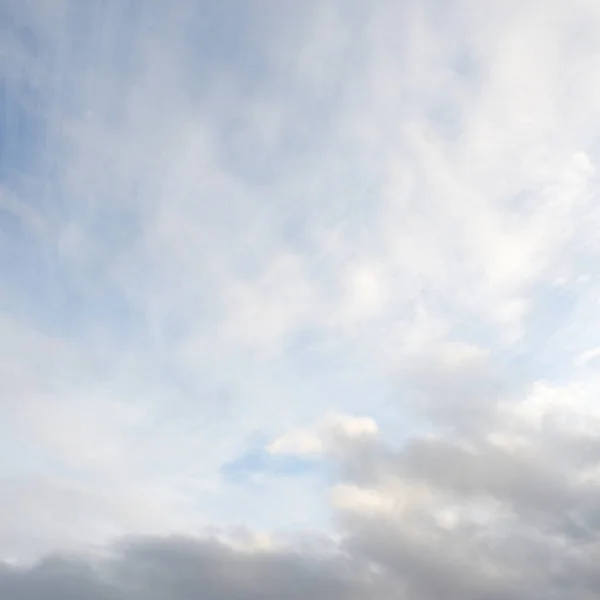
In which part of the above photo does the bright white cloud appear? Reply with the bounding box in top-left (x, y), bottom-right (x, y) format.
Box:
top-left (330, 484), bottom-right (395, 516)
top-left (267, 414), bottom-right (378, 458)
top-left (267, 430), bottom-right (324, 457)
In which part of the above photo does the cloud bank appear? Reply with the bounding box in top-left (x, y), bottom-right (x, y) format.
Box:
top-left (4, 387), bottom-right (600, 599)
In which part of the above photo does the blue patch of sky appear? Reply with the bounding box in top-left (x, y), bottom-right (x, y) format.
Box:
top-left (0, 202), bottom-right (143, 342)
top-left (0, 82), bottom-right (49, 190)
top-left (184, 0), bottom-right (272, 90)
top-left (221, 447), bottom-right (327, 485)
top-left (0, 10), bottom-right (150, 340)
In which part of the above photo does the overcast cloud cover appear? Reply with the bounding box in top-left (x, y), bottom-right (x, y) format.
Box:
top-left (2, 0), bottom-right (600, 597)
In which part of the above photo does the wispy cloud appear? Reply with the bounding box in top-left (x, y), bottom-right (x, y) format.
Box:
top-left (2, 0), bottom-right (600, 597)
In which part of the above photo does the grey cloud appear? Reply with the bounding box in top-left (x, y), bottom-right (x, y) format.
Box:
top-left (324, 387), bottom-right (600, 599)
top-left (400, 437), bottom-right (576, 513)
top-left (344, 524), bottom-right (523, 600)
top-left (0, 536), bottom-right (375, 600)
top-left (398, 344), bottom-right (509, 435)
top-left (0, 556), bottom-right (116, 600)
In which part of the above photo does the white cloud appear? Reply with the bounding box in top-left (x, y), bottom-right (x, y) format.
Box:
top-left (325, 414), bottom-right (379, 440)
top-left (267, 430), bottom-right (323, 457)
top-left (330, 484), bottom-right (395, 516)
top-left (267, 414), bottom-right (378, 459)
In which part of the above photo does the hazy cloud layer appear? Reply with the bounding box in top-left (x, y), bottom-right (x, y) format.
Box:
top-left (2, 0), bottom-right (600, 597)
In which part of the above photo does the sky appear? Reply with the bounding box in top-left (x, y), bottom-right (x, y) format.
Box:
top-left (2, 0), bottom-right (600, 598)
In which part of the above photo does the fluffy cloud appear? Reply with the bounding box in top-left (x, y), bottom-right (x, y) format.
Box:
top-left (267, 414), bottom-right (378, 457)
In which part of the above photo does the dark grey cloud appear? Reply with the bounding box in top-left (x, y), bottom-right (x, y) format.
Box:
top-left (0, 536), bottom-right (376, 600)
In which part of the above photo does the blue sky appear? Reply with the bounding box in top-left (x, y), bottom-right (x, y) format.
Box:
top-left (3, 0), bottom-right (600, 581)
